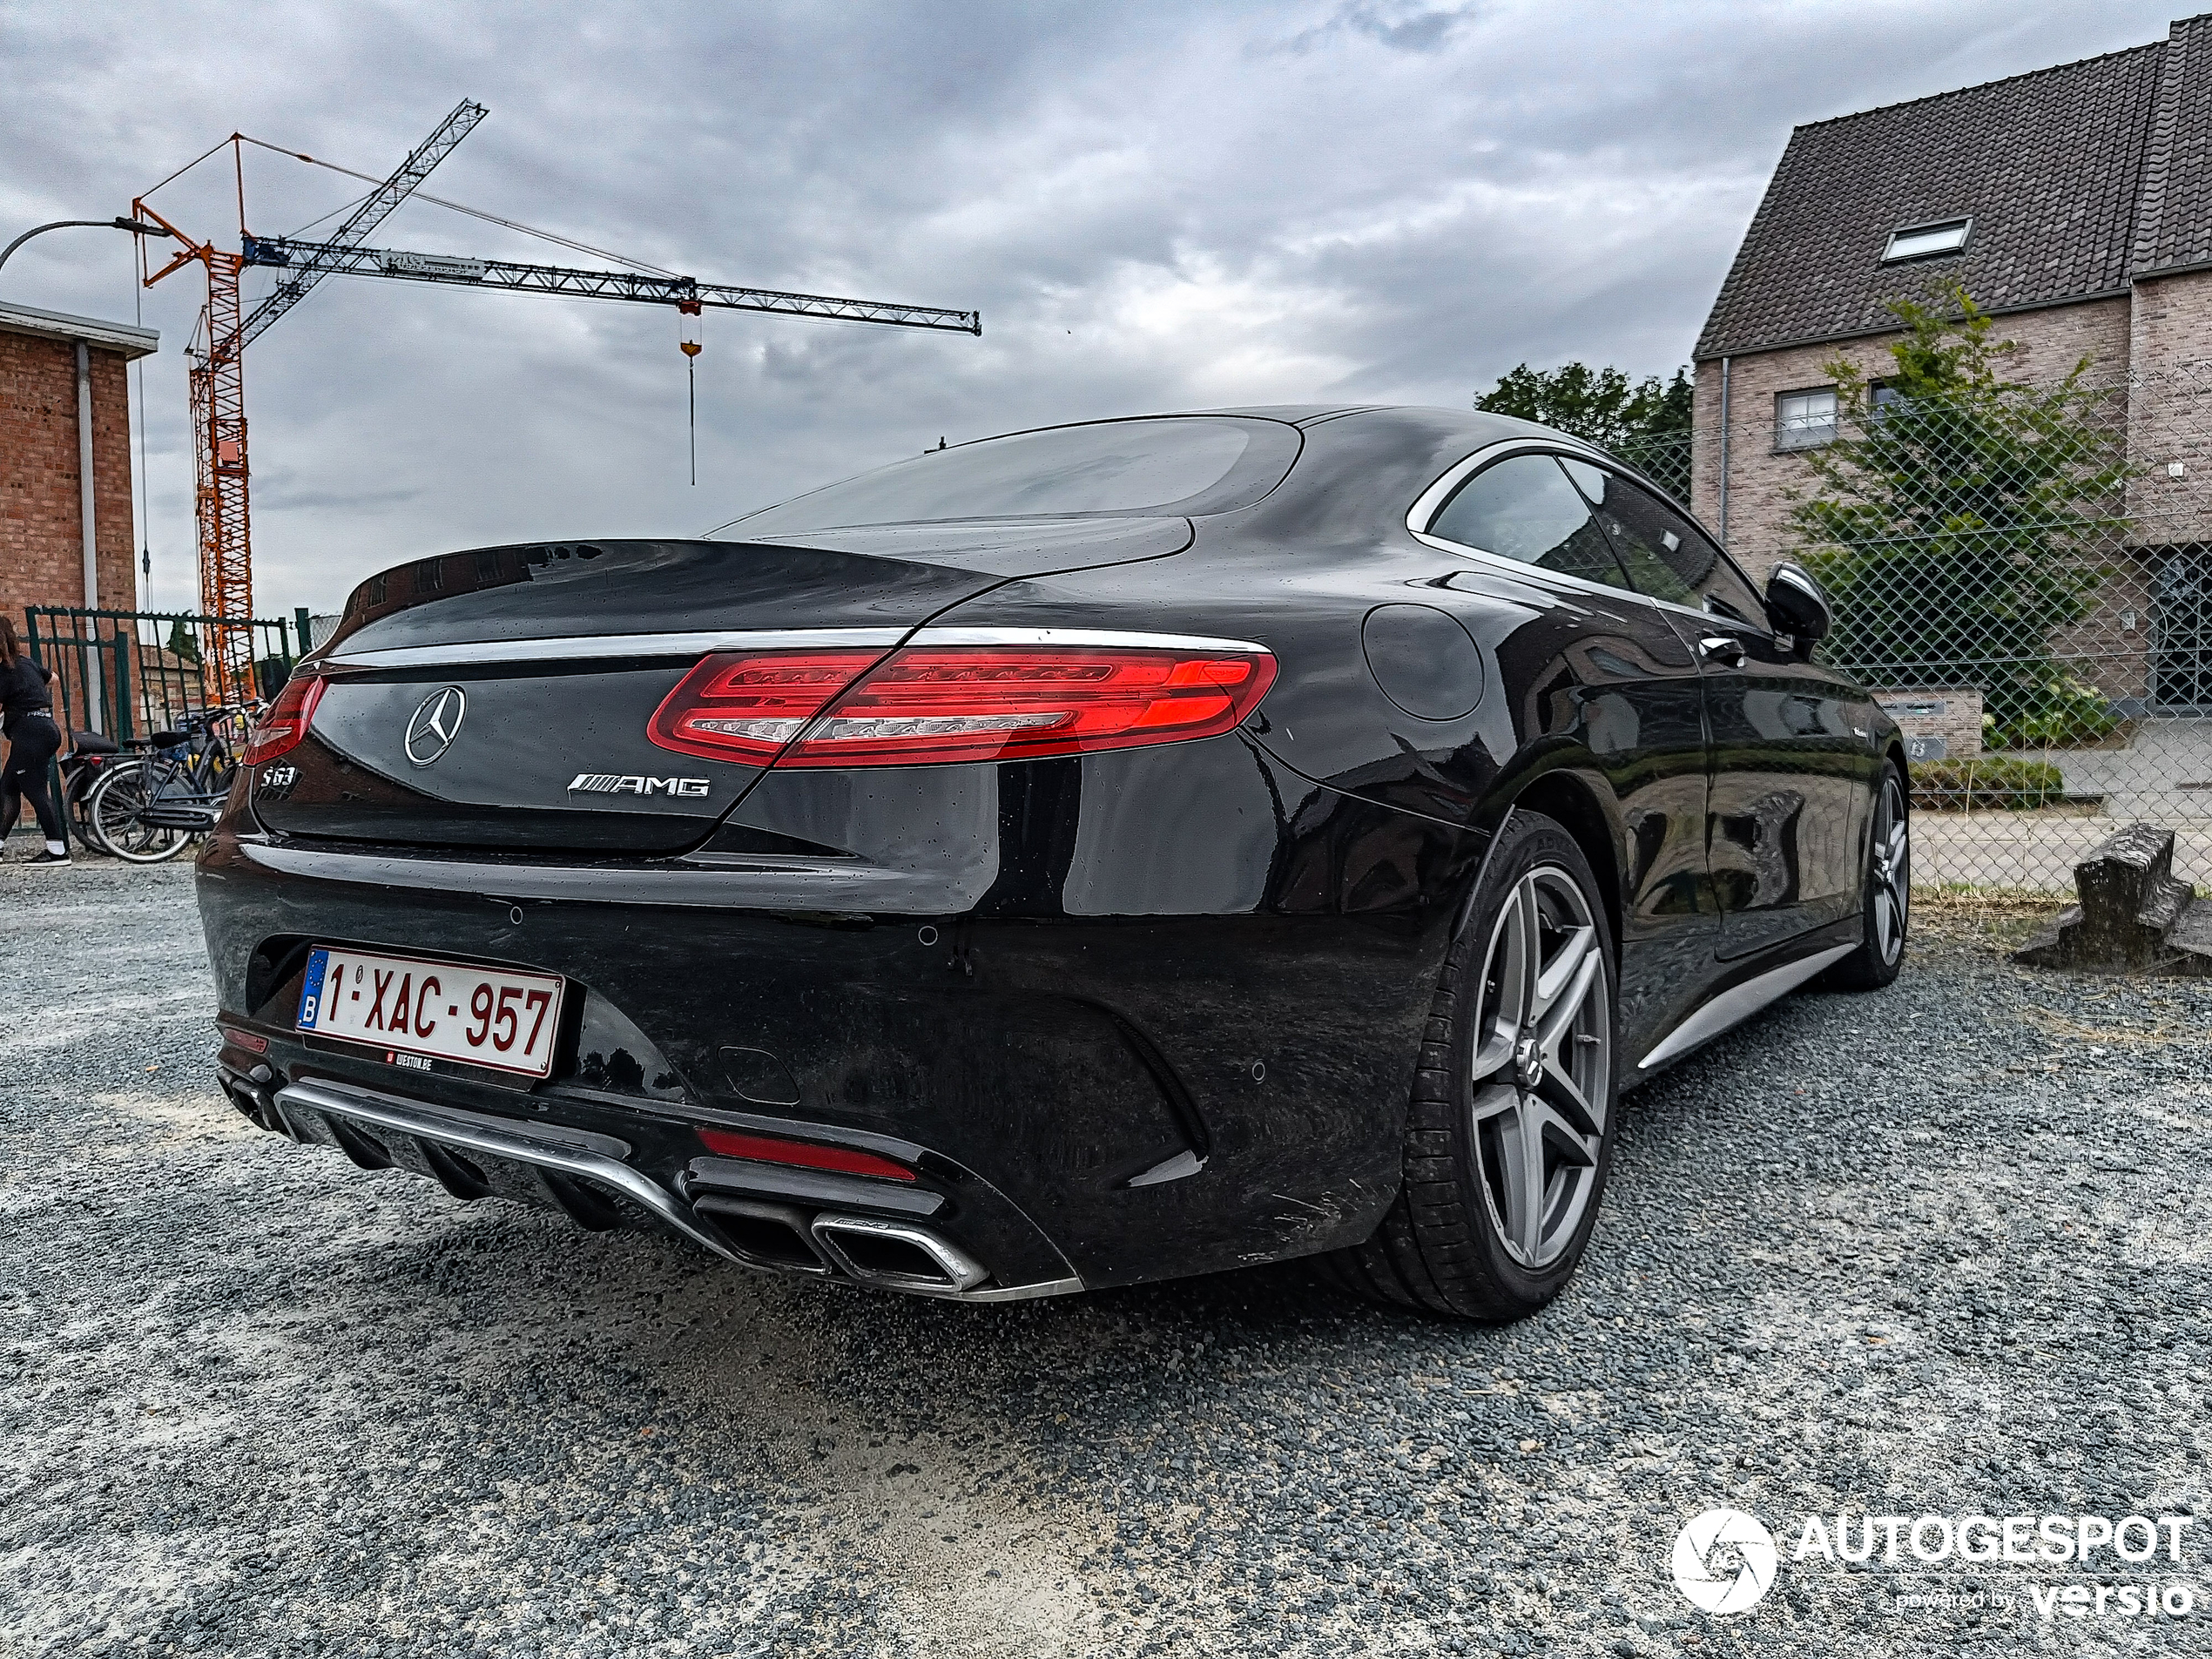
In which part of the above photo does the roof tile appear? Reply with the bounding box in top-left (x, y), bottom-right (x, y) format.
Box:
top-left (1696, 33), bottom-right (2169, 358)
top-left (2133, 14), bottom-right (2212, 274)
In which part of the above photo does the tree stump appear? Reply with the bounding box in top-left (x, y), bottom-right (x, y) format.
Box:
top-left (2013, 823), bottom-right (2212, 974)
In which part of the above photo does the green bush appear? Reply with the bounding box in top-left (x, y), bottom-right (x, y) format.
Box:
top-left (1909, 756), bottom-right (2067, 810)
top-left (1986, 674), bottom-right (2120, 748)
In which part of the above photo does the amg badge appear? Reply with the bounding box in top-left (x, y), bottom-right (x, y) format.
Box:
top-left (567, 773), bottom-right (710, 798)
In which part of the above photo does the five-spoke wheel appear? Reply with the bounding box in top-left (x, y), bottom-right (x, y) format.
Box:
top-left (1826, 765), bottom-right (1910, 990)
top-left (1320, 809), bottom-right (1619, 1319)
top-left (1467, 866), bottom-right (1611, 1270)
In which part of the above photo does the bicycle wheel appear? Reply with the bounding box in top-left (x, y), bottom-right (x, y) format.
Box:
top-left (86, 765), bottom-right (192, 864)
top-left (67, 768), bottom-right (110, 855)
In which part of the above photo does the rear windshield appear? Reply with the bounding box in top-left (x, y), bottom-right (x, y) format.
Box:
top-left (717, 416), bottom-right (1298, 535)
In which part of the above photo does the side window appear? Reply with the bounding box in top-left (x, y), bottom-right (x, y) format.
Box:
top-left (1566, 462), bottom-right (1766, 624)
top-left (1426, 455), bottom-right (1629, 590)
top-left (1775, 388), bottom-right (1838, 450)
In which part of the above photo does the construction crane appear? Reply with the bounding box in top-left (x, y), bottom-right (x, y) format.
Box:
top-left (131, 103), bottom-right (981, 700)
top-left (132, 102), bottom-right (487, 699)
top-left (237, 233), bottom-right (982, 334)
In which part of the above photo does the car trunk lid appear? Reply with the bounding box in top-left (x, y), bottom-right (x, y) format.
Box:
top-left (255, 519), bottom-right (1190, 853)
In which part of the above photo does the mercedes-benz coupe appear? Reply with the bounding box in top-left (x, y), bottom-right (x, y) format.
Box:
top-left (199, 407), bottom-right (1907, 1320)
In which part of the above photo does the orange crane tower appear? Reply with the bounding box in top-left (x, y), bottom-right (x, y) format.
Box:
top-left (132, 102), bottom-right (487, 700)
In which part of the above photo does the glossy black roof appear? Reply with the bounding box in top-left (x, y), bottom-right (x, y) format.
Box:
top-left (1696, 13), bottom-right (2212, 360)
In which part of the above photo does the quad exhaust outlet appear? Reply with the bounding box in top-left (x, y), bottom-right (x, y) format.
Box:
top-left (810, 1213), bottom-right (988, 1292)
top-left (258, 1076), bottom-right (1074, 1303)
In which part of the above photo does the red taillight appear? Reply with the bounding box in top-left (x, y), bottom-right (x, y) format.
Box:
top-left (240, 676), bottom-right (326, 765)
top-left (647, 650), bottom-right (886, 764)
top-left (695, 1127), bottom-right (916, 1184)
top-left (648, 644), bottom-right (1276, 768)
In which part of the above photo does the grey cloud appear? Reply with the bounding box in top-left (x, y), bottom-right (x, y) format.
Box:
top-left (1353, 8), bottom-right (1476, 52)
top-left (1270, 2), bottom-right (1482, 57)
top-left (1, 0), bottom-right (2182, 620)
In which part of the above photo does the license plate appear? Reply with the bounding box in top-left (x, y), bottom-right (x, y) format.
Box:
top-left (296, 947), bottom-right (564, 1079)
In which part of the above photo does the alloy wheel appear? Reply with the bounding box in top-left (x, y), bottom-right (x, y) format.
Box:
top-left (1467, 865), bottom-right (1612, 1269)
top-left (1871, 773), bottom-right (1909, 966)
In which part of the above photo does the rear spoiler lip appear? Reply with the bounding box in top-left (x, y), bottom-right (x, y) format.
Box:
top-left (317, 626), bottom-right (905, 673)
top-left (314, 623), bottom-right (1265, 675)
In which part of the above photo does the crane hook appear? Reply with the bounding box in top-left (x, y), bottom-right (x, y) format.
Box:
top-left (678, 299), bottom-right (703, 485)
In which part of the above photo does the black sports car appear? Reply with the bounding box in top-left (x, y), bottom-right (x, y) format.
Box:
top-left (199, 407), bottom-right (1907, 1320)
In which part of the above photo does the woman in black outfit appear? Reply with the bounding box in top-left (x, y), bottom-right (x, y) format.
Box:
top-left (0, 617), bottom-right (71, 865)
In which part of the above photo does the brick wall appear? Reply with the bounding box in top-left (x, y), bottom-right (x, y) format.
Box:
top-left (0, 329), bottom-right (139, 623)
top-left (1689, 296), bottom-right (2134, 581)
top-left (2125, 268), bottom-right (2212, 542)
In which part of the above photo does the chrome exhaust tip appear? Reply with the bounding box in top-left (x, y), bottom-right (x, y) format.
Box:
top-left (811, 1213), bottom-right (988, 1293)
top-left (692, 1196), bottom-right (835, 1277)
top-left (224, 1076), bottom-right (284, 1134)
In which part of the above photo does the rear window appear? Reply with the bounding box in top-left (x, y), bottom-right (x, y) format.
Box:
top-left (718, 416), bottom-right (1298, 535)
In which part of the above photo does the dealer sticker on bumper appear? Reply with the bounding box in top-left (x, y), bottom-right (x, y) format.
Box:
top-left (297, 947), bottom-right (564, 1078)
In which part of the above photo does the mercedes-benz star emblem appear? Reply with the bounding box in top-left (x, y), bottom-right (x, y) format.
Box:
top-left (404, 686), bottom-right (468, 766)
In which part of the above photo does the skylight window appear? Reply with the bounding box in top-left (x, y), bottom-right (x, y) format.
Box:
top-left (1883, 219), bottom-right (1972, 262)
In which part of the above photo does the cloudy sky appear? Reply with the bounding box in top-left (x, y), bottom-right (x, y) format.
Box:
top-left (3, 0), bottom-right (2180, 620)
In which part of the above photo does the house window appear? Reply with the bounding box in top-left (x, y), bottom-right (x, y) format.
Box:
top-left (1883, 218), bottom-right (1972, 262)
top-left (1776, 388), bottom-right (1838, 450)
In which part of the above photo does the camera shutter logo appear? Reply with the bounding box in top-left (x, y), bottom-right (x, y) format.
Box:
top-left (405, 686), bottom-right (468, 766)
top-left (1670, 1508), bottom-right (1779, 1614)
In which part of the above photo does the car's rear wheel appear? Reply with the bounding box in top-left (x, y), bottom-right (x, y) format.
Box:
top-left (1318, 809), bottom-right (1617, 1320)
top-left (1820, 765), bottom-right (1909, 991)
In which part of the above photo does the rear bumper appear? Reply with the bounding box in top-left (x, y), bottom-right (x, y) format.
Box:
top-left (196, 789), bottom-right (1472, 1294)
top-left (244, 1075), bottom-right (1076, 1301)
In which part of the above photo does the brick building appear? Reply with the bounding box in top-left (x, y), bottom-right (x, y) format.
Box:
top-left (1689, 12), bottom-right (2212, 713)
top-left (1, 300), bottom-right (158, 625)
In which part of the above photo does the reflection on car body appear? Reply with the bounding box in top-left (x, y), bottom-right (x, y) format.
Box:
top-left (199, 406), bottom-right (1907, 1322)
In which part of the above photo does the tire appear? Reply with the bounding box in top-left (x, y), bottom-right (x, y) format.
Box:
top-left (67, 767), bottom-right (111, 855)
top-left (1819, 764), bottom-right (1909, 991)
top-left (1320, 809), bottom-right (1620, 1321)
top-left (85, 765), bottom-right (192, 865)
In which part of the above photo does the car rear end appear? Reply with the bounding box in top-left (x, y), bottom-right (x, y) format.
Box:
top-left (198, 415), bottom-right (1480, 1301)
top-left (201, 530), bottom-right (1452, 1301)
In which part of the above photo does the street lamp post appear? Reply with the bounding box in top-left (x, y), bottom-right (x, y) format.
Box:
top-left (1, 214), bottom-right (173, 736)
top-left (0, 217), bottom-right (171, 277)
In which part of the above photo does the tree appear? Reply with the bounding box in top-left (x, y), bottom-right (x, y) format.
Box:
top-left (1475, 361), bottom-right (1691, 448)
top-left (1476, 361), bottom-right (1694, 502)
top-left (1787, 287), bottom-right (2132, 746)
top-left (165, 618), bottom-right (200, 665)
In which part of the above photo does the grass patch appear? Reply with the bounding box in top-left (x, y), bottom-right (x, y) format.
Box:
top-left (1910, 756), bottom-right (2067, 811)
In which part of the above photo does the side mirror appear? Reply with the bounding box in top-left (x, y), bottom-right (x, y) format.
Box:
top-left (1764, 561), bottom-right (1831, 659)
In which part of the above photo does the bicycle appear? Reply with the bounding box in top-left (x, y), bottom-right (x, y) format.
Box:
top-left (58, 729), bottom-right (132, 853)
top-left (84, 705), bottom-right (253, 864)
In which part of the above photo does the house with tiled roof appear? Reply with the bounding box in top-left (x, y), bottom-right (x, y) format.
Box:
top-left (1689, 12), bottom-right (2212, 712)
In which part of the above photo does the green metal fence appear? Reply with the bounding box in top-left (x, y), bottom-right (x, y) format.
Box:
top-left (1609, 429), bottom-right (1694, 511)
top-left (21, 605), bottom-right (309, 742)
top-left (6, 606), bottom-right (310, 844)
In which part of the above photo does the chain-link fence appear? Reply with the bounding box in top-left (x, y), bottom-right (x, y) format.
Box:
top-left (1676, 360), bottom-right (2212, 896)
top-left (1610, 430), bottom-right (1693, 509)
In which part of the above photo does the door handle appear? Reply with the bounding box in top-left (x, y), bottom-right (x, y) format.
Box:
top-left (1697, 635), bottom-right (1747, 668)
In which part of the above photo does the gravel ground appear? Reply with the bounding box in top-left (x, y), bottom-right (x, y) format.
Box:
top-left (3, 857), bottom-right (2209, 1657)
